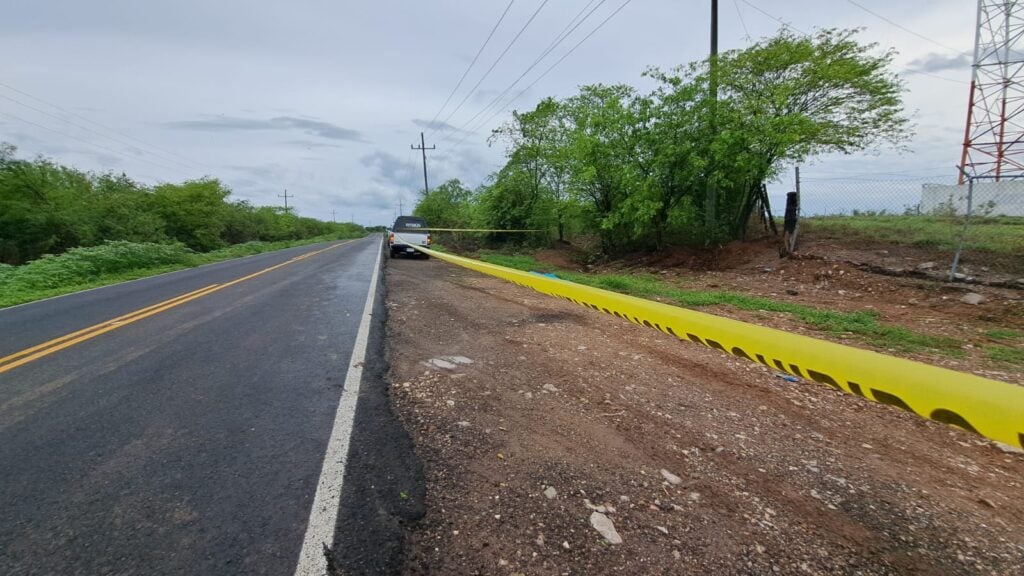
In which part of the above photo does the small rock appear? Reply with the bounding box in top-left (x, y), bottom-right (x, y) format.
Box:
top-left (584, 498), bottom-right (608, 513)
top-left (562, 541), bottom-right (571, 550)
top-left (917, 261), bottom-right (937, 270)
top-left (456, 421), bottom-right (470, 427)
top-left (786, 288), bottom-right (799, 296)
top-left (445, 400), bottom-right (455, 407)
top-left (995, 442), bottom-right (1024, 454)
top-left (960, 292), bottom-right (986, 305)
top-left (861, 443), bottom-right (873, 449)
top-left (673, 550), bottom-right (681, 560)
top-left (619, 495), bottom-right (630, 502)
top-left (978, 497), bottom-right (996, 508)
top-left (542, 384), bottom-right (559, 393)
top-left (428, 358), bottom-right (458, 370)
top-left (660, 469), bottom-right (683, 485)
top-left (589, 512), bottom-right (622, 544)
top-left (655, 526), bottom-right (669, 535)
top-left (498, 559), bottom-right (509, 567)
top-left (688, 491), bottom-right (702, 502)
top-left (524, 391), bottom-right (533, 399)
top-left (544, 486), bottom-right (558, 499)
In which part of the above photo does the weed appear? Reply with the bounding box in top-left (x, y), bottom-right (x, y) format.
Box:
top-left (478, 253), bottom-right (960, 354)
top-left (986, 329), bottom-right (1023, 341)
top-left (986, 345), bottom-right (1024, 365)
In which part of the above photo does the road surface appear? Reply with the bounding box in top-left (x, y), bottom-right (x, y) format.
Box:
top-left (0, 236), bottom-right (419, 576)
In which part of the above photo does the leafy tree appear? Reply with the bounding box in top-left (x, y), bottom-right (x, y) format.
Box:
top-left (650, 28), bottom-right (909, 241)
top-left (413, 179), bottom-right (474, 228)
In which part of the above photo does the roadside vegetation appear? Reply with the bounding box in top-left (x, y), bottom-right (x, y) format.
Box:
top-left (0, 143), bottom-right (363, 266)
top-left (477, 252), bottom-right (963, 356)
top-left (0, 143), bottom-right (366, 307)
top-left (0, 235), bottom-right (359, 308)
top-left (801, 214), bottom-right (1024, 257)
top-left (414, 28), bottom-right (909, 255)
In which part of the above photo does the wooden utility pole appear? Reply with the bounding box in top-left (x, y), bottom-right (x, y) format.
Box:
top-left (331, 209), bottom-right (337, 223)
top-left (278, 189), bottom-right (294, 214)
top-left (410, 132), bottom-right (436, 195)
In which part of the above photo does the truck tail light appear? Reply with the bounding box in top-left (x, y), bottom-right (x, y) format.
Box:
top-left (389, 233), bottom-right (394, 243)
top-left (427, 233), bottom-right (432, 245)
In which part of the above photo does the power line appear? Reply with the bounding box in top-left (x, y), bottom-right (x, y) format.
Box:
top-left (0, 110), bottom-right (180, 173)
top-left (439, 0), bottom-right (611, 145)
top-left (844, 0), bottom-right (964, 54)
top-left (452, 0), bottom-right (634, 149)
top-left (732, 0), bottom-right (752, 41)
top-left (0, 93), bottom-right (204, 174)
top-left (734, 1), bottom-right (967, 84)
top-left (425, 0), bottom-right (516, 136)
top-left (737, 0), bottom-right (807, 34)
top-left (0, 81), bottom-right (217, 173)
top-left (436, 0), bottom-right (551, 131)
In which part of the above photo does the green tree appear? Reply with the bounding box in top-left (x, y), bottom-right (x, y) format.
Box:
top-left (413, 178), bottom-right (474, 229)
top-left (650, 28), bottom-right (909, 242)
top-left (152, 179), bottom-right (230, 251)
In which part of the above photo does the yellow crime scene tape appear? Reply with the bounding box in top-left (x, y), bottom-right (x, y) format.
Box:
top-left (396, 238), bottom-right (1024, 448)
top-left (415, 228), bottom-right (543, 233)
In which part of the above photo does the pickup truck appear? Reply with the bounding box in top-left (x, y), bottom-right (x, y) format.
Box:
top-left (388, 216), bottom-right (432, 258)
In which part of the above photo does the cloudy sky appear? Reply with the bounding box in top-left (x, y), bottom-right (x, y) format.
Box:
top-left (1, 0), bottom-right (974, 224)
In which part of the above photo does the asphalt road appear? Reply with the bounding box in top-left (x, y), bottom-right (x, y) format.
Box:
top-left (0, 235), bottom-right (419, 575)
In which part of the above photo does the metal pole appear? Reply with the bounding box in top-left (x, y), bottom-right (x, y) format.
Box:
top-left (950, 167), bottom-right (975, 281)
top-left (705, 0), bottom-right (719, 240)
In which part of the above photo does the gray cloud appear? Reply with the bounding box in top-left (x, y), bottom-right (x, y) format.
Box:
top-left (167, 116), bottom-right (366, 142)
top-left (412, 118), bottom-right (467, 134)
top-left (360, 150), bottom-right (422, 192)
top-left (907, 52), bottom-right (972, 73)
top-left (285, 140), bottom-right (343, 149)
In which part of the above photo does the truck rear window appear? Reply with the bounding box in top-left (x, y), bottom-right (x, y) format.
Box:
top-left (393, 217), bottom-right (428, 231)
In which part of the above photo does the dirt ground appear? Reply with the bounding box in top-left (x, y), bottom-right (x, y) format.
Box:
top-left (385, 255), bottom-right (1024, 575)
top-left (534, 238), bottom-right (1024, 382)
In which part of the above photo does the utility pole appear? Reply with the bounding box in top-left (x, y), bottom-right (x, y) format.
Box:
top-left (331, 209), bottom-right (337, 223)
top-left (410, 132), bottom-right (436, 195)
top-left (705, 0), bottom-right (719, 240)
top-left (398, 199), bottom-right (404, 216)
top-left (278, 189), bottom-right (294, 214)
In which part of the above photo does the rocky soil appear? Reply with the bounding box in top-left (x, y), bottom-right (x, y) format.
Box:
top-left (385, 256), bottom-right (1024, 575)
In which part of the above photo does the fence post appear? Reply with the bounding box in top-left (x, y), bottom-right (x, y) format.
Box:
top-left (949, 173), bottom-right (975, 282)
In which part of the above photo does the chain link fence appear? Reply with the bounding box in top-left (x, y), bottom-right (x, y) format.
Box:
top-left (767, 172), bottom-right (1024, 284)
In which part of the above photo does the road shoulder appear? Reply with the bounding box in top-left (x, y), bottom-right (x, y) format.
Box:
top-left (387, 256), bottom-right (1024, 575)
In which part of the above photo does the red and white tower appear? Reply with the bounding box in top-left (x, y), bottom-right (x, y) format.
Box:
top-left (959, 0), bottom-right (1024, 183)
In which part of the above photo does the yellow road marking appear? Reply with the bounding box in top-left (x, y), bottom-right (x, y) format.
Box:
top-left (0, 241), bottom-right (353, 375)
top-left (0, 284), bottom-right (219, 367)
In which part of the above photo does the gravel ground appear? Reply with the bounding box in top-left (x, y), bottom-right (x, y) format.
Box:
top-left (385, 255), bottom-right (1024, 575)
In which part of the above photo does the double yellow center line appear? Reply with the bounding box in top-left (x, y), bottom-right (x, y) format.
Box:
top-left (0, 242), bottom-right (351, 375)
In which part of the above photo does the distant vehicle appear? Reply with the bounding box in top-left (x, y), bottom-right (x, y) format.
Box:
top-left (388, 216), bottom-right (431, 259)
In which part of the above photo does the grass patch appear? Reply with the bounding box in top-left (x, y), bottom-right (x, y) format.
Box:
top-left (0, 234), bottom-right (365, 308)
top-left (986, 345), bottom-right (1024, 365)
top-left (801, 214), bottom-right (1024, 256)
top-left (479, 252), bottom-right (960, 354)
top-left (986, 328), bottom-right (1023, 341)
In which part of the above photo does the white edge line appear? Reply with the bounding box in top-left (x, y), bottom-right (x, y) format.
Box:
top-left (0, 237), bottom-right (372, 312)
top-left (293, 236), bottom-right (384, 576)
